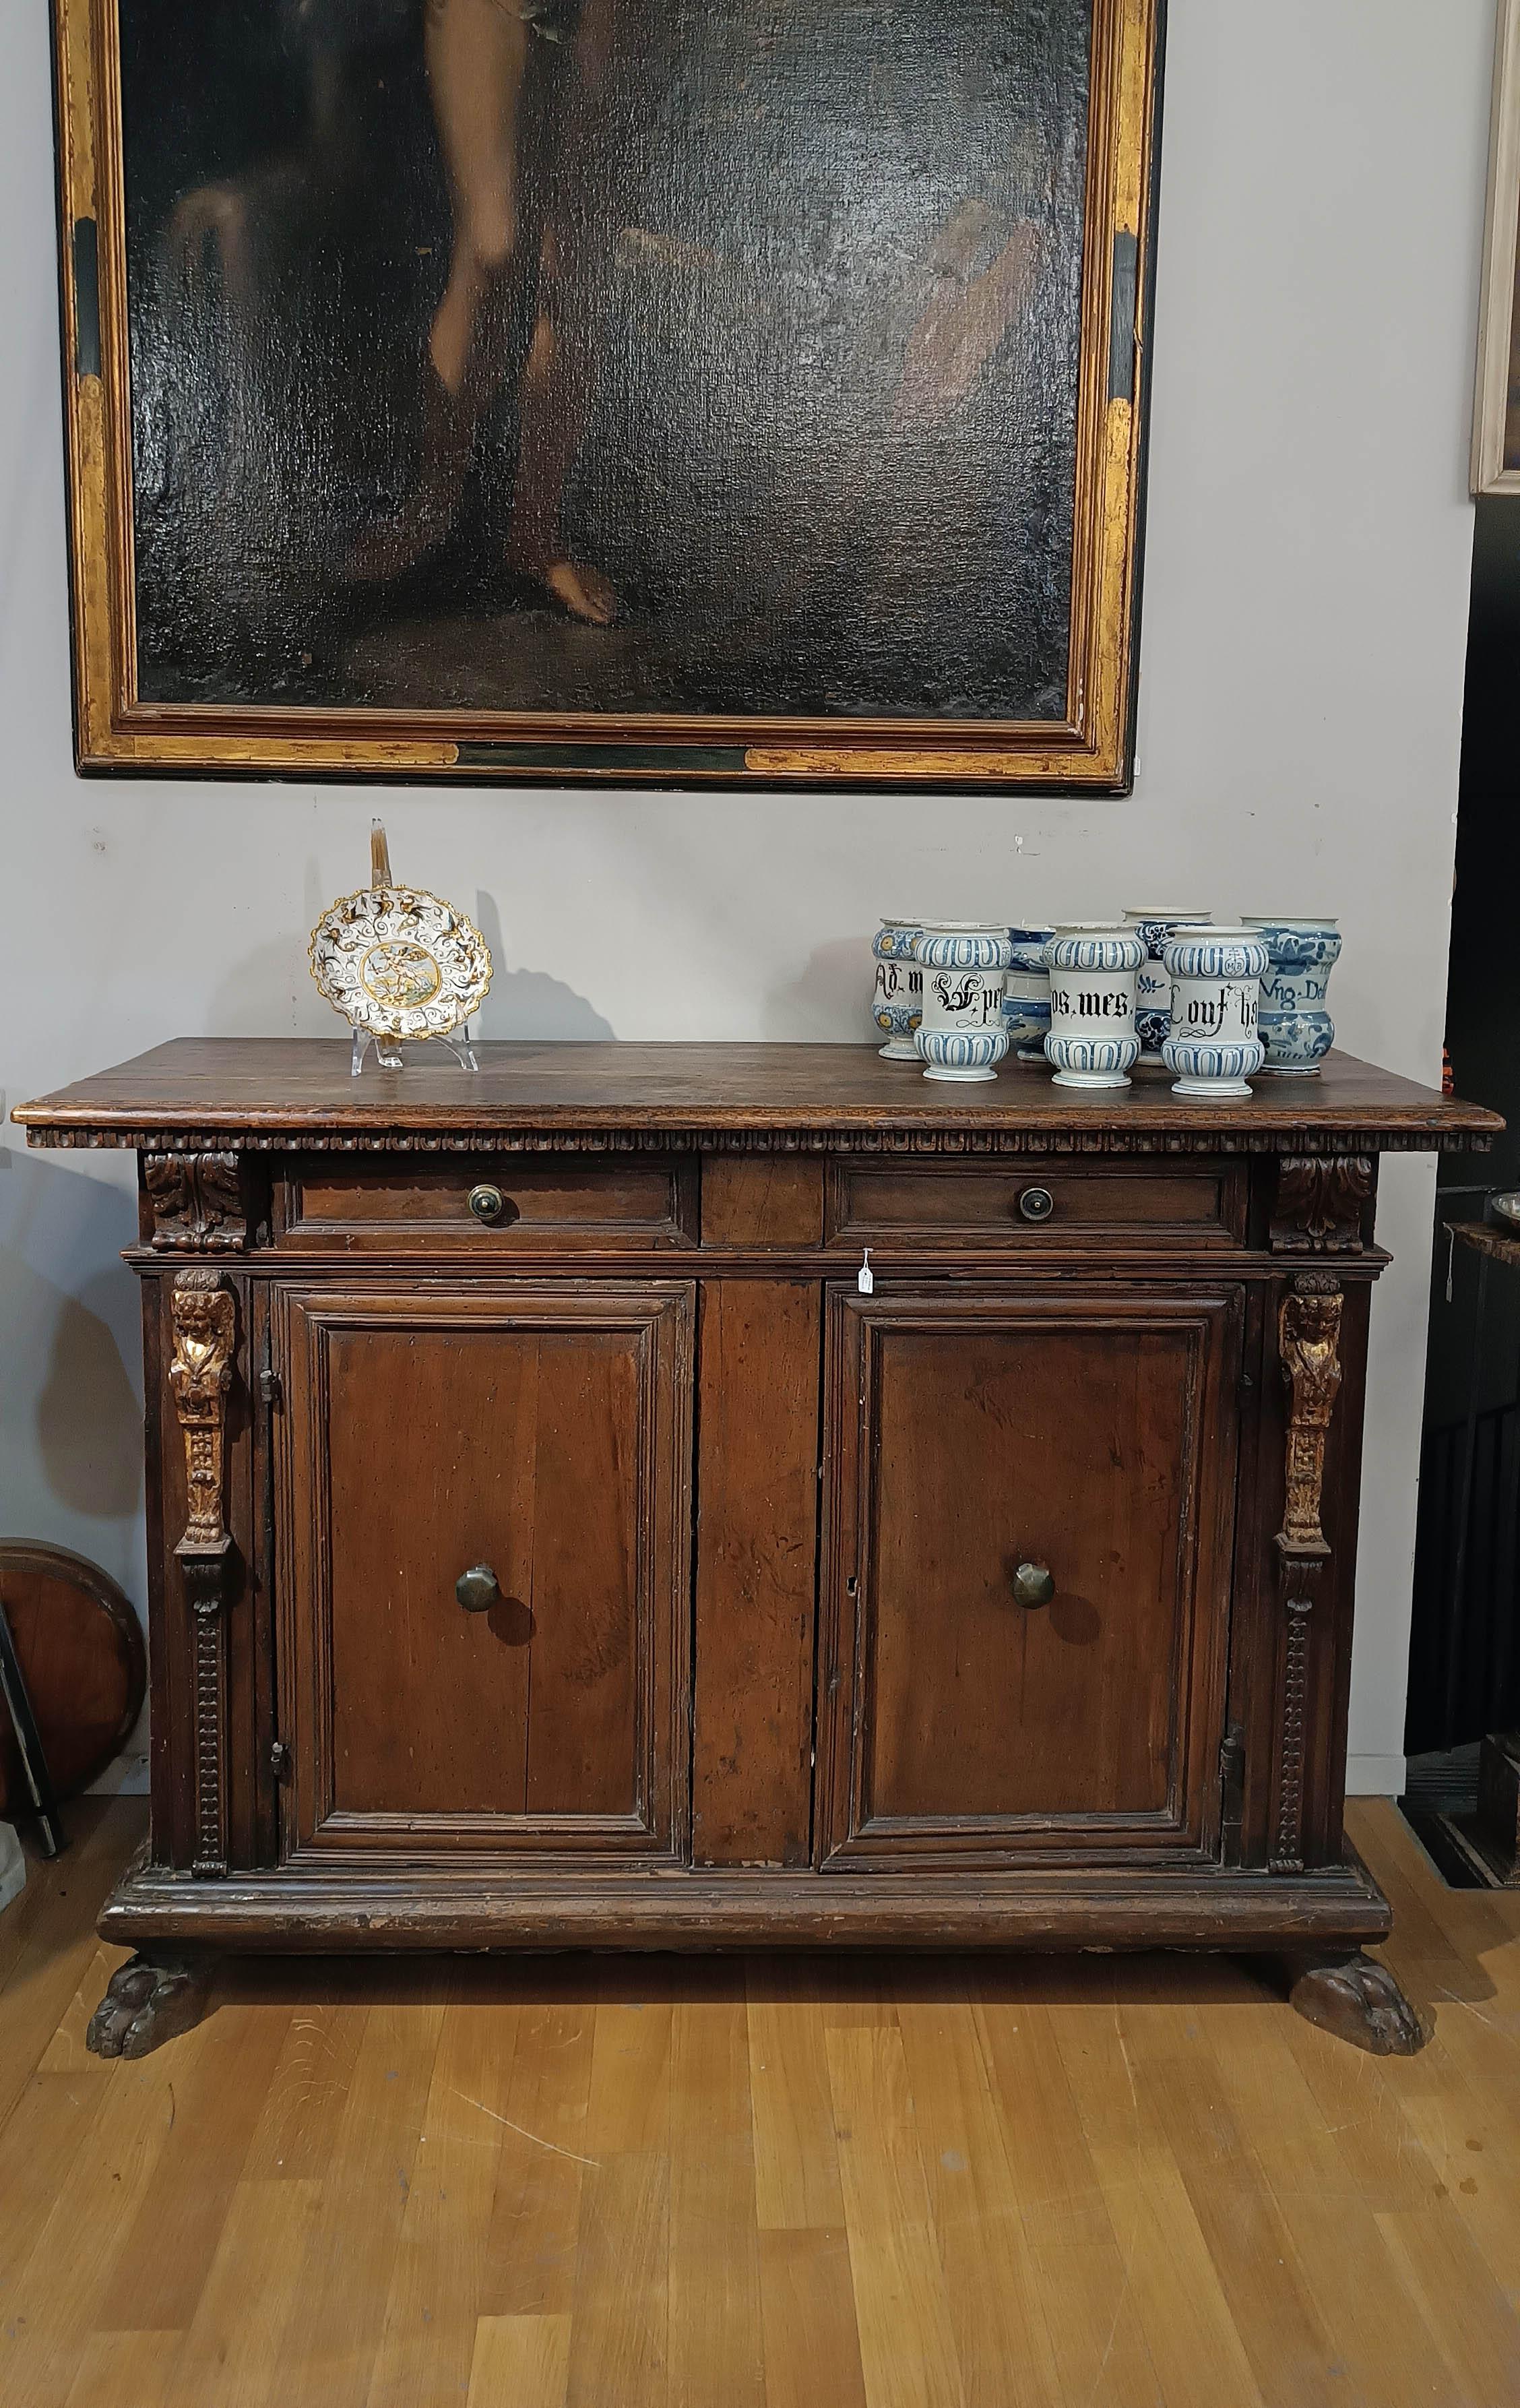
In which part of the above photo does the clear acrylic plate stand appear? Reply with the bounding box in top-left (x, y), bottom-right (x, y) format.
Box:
top-left (350, 1024), bottom-right (479, 1076)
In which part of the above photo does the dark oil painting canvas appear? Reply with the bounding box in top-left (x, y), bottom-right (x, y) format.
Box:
top-left (55, 0), bottom-right (1163, 783)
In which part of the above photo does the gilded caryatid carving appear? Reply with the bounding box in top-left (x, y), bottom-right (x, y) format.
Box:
top-left (170, 1268), bottom-right (236, 1550)
top-left (170, 1268), bottom-right (237, 1880)
top-left (1278, 1276), bottom-right (1343, 1556)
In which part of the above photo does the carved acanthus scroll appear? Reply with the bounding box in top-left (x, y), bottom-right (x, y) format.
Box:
top-left (146, 1152), bottom-right (247, 1253)
top-left (1269, 1156), bottom-right (1373, 1256)
top-left (170, 1268), bottom-right (236, 1878)
top-left (1277, 1276), bottom-right (1343, 1555)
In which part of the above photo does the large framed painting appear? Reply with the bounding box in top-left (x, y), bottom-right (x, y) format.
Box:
top-left (51, 0), bottom-right (1164, 788)
top-left (1476, 0), bottom-right (1520, 496)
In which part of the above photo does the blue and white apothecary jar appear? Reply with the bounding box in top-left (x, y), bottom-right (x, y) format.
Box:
top-left (1161, 926), bottom-right (1269, 1097)
top-left (1003, 924), bottom-right (1056, 1061)
top-left (872, 917), bottom-right (924, 1061)
top-left (1042, 925), bottom-right (1145, 1089)
top-left (1122, 908), bottom-right (1213, 1062)
top-left (1242, 917), bottom-right (1341, 1075)
top-left (914, 923), bottom-right (1013, 1083)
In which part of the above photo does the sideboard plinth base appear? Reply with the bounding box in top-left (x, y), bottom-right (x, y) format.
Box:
top-left (97, 1851), bottom-right (1393, 1959)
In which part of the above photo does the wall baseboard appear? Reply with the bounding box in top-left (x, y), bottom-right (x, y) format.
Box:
top-left (1347, 1753), bottom-right (1407, 1797)
top-left (0, 1823), bottom-right (26, 1913)
top-left (85, 1753), bottom-right (148, 1798)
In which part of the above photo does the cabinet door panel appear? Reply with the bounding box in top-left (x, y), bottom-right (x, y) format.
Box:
top-left (276, 1283), bottom-right (692, 1860)
top-left (821, 1287), bottom-right (1241, 1866)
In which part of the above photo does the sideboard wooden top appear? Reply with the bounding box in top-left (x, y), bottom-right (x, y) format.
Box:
top-left (13, 1039), bottom-right (1501, 1156)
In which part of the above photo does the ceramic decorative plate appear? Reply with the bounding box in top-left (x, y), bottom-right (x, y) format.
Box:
top-left (309, 885), bottom-right (493, 1042)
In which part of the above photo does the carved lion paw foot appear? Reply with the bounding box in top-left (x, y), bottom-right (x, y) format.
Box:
top-left (86, 1952), bottom-right (212, 2060)
top-left (1288, 1950), bottom-right (1428, 2056)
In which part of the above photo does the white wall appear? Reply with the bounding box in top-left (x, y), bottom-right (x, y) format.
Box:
top-left (0, 0), bottom-right (1494, 1794)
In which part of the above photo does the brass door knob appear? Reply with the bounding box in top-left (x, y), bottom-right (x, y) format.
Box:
top-left (1012, 1562), bottom-right (1056, 1609)
top-left (1017, 1187), bottom-right (1056, 1223)
top-left (455, 1564), bottom-right (501, 1614)
top-left (468, 1183), bottom-right (507, 1224)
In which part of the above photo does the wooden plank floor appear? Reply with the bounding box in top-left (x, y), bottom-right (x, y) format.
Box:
top-left (2, 1799), bottom-right (1519, 2408)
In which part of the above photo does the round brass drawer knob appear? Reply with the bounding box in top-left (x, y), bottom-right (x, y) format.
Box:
top-left (1012, 1562), bottom-right (1056, 1609)
top-left (1017, 1187), bottom-right (1055, 1224)
top-left (455, 1564), bottom-right (501, 1615)
top-left (468, 1183), bottom-right (507, 1224)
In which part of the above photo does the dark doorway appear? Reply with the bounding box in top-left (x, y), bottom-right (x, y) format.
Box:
top-left (1406, 501), bottom-right (1520, 1878)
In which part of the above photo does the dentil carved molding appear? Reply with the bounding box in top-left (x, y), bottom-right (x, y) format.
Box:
top-left (36, 1124), bottom-right (1492, 1156)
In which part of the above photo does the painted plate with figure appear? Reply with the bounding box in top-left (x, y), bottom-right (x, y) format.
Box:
top-left (309, 886), bottom-right (493, 1042)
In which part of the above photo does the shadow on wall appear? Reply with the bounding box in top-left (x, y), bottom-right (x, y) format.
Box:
top-left (203, 895), bottom-right (616, 1045)
top-left (0, 1150), bottom-right (141, 1522)
top-left (769, 937), bottom-right (871, 1040)
top-left (40, 1269), bottom-right (142, 1516)
top-left (473, 892), bottom-right (614, 1041)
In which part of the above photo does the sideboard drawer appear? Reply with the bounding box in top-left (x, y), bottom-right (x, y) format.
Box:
top-left (278, 1154), bottom-right (699, 1250)
top-left (828, 1159), bottom-right (1245, 1247)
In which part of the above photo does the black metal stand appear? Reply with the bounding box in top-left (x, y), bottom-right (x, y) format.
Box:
top-left (1405, 1201), bottom-right (1520, 1886)
top-left (0, 1596), bottom-right (65, 1859)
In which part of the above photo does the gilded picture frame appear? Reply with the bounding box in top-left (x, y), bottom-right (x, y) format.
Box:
top-left (1475, 0), bottom-right (1520, 496)
top-left (51, 0), bottom-right (1164, 789)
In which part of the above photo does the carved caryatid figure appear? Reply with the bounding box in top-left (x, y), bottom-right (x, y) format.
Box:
top-left (87, 1267), bottom-right (242, 2049)
top-left (170, 1268), bottom-right (236, 1550)
top-left (1278, 1278), bottom-right (1343, 1556)
top-left (1271, 1274), bottom-right (1347, 1881)
top-left (169, 1268), bottom-right (238, 1885)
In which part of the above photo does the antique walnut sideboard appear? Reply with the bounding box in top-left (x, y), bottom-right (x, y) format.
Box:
top-left (14, 1041), bottom-right (1500, 2059)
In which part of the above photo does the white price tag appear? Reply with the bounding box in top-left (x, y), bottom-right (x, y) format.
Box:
top-left (858, 1249), bottom-right (875, 1295)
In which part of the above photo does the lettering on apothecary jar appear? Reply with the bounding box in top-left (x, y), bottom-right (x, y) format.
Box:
top-left (873, 958), bottom-right (921, 1010)
top-left (930, 972), bottom-right (1003, 1025)
top-left (1051, 986), bottom-right (1134, 1021)
top-left (1172, 979), bottom-right (1259, 1041)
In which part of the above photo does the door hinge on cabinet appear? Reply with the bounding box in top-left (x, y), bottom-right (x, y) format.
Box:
top-left (1219, 1723), bottom-right (1246, 1867)
top-left (258, 1368), bottom-right (282, 1411)
top-left (270, 1739), bottom-right (291, 1781)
